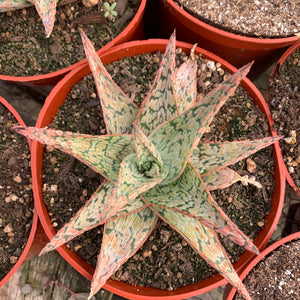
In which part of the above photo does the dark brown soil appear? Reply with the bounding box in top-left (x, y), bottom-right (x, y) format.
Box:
top-left (0, 0), bottom-right (140, 76)
top-left (268, 48), bottom-right (300, 190)
top-left (42, 50), bottom-right (274, 290)
top-left (175, 0), bottom-right (299, 38)
top-left (235, 238), bottom-right (300, 300)
top-left (0, 103), bottom-right (34, 281)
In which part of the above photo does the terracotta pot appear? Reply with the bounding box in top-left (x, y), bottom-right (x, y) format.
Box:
top-left (267, 41), bottom-right (300, 198)
top-left (223, 231), bottom-right (300, 299)
top-left (0, 0), bottom-right (146, 86)
top-left (31, 39), bottom-right (286, 299)
top-left (157, 0), bottom-right (298, 77)
top-left (0, 96), bottom-right (47, 289)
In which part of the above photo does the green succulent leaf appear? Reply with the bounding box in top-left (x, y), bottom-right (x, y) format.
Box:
top-left (103, 1), bottom-right (110, 10)
top-left (150, 207), bottom-right (251, 300)
top-left (40, 180), bottom-right (147, 255)
top-left (135, 31), bottom-right (178, 136)
top-left (111, 153), bottom-right (168, 207)
top-left (174, 59), bottom-right (197, 113)
top-left (0, 0), bottom-right (32, 12)
top-left (148, 63), bottom-right (252, 185)
top-left (80, 30), bottom-right (139, 134)
top-left (143, 163), bottom-right (259, 254)
top-left (13, 127), bottom-right (134, 182)
top-left (133, 124), bottom-right (164, 178)
top-left (190, 137), bottom-right (280, 176)
top-left (89, 208), bottom-right (157, 299)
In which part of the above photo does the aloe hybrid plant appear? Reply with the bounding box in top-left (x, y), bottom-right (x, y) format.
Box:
top-left (14, 31), bottom-right (279, 300)
top-left (0, 0), bottom-right (58, 36)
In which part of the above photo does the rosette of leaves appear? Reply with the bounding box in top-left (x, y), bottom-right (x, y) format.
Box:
top-left (14, 31), bottom-right (280, 300)
top-left (0, 0), bottom-right (58, 37)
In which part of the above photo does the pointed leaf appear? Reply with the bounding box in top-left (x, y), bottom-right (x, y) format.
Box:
top-left (174, 59), bottom-right (197, 113)
top-left (0, 0), bottom-right (32, 11)
top-left (135, 31), bottom-right (178, 135)
top-left (40, 180), bottom-right (147, 255)
top-left (147, 63), bottom-right (252, 185)
top-left (133, 124), bottom-right (163, 177)
top-left (151, 207), bottom-right (251, 300)
top-left (80, 30), bottom-right (139, 134)
top-left (190, 136), bottom-right (280, 176)
top-left (202, 167), bottom-right (262, 191)
top-left (89, 208), bottom-right (157, 298)
top-left (32, 0), bottom-right (58, 36)
top-left (143, 163), bottom-right (259, 254)
top-left (13, 127), bottom-right (134, 182)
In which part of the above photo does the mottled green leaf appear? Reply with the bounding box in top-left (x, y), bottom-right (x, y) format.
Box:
top-left (174, 59), bottom-right (197, 113)
top-left (135, 31), bottom-right (178, 136)
top-left (133, 124), bottom-right (164, 178)
top-left (143, 163), bottom-right (259, 254)
top-left (89, 208), bottom-right (157, 299)
top-left (148, 64), bottom-right (252, 185)
top-left (40, 181), bottom-right (147, 255)
top-left (13, 127), bottom-right (134, 182)
top-left (0, 0), bottom-right (32, 11)
top-left (32, 0), bottom-right (58, 37)
top-left (151, 207), bottom-right (251, 300)
top-left (202, 167), bottom-right (262, 191)
top-left (190, 137), bottom-right (280, 176)
top-left (80, 30), bottom-right (139, 134)
top-left (110, 153), bottom-right (168, 207)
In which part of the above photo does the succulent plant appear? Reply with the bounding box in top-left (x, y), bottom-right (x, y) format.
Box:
top-left (0, 0), bottom-right (58, 37)
top-left (103, 1), bottom-right (117, 21)
top-left (14, 31), bottom-right (279, 300)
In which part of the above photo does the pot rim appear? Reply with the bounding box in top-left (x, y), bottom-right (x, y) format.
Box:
top-left (32, 38), bottom-right (286, 299)
top-left (164, 0), bottom-right (298, 49)
top-left (268, 41), bottom-right (300, 197)
top-left (0, 0), bottom-right (146, 86)
top-left (224, 231), bottom-right (300, 300)
top-left (0, 96), bottom-right (39, 288)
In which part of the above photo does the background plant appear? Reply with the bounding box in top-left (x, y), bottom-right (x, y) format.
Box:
top-left (14, 31), bottom-right (279, 300)
top-left (1, 0), bottom-right (59, 37)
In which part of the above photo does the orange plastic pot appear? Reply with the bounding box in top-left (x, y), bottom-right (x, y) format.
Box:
top-left (0, 96), bottom-right (47, 289)
top-left (267, 41), bottom-right (300, 198)
top-left (223, 231), bottom-right (300, 299)
top-left (31, 39), bottom-right (285, 299)
top-left (0, 0), bottom-right (146, 86)
top-left (158, 0), bottom-right (298, 76)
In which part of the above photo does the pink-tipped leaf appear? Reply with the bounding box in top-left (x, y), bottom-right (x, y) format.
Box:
top-left (143, 163), bottom-right (259, 254)
top-left (174, 59), bottom-right (197, 113)
top-left (89, 208), bottom-right (157, 299)
top-left (190, 137), bottom-right (280, 176)
top-left (0, 0), bottom-right (32, 11)
top-left (40, 180), bottom-right (147, 255)
top-left (148, 63), bottom-right (252, 185)
top-left (80, 30), bottom-right (139, 135)
top-left (150, 207), bottom-right (252, 300)
top-left (13, 127), bottom-right (134, 182)
top-left (135, 31), bottom-right (178, 136)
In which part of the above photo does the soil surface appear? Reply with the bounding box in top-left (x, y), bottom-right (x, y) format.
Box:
top-left (0, 0), bottom-right (140, 76)
top-left (235, 238), bottom-right (300, 299)
top-left (42, 49), bottom-right (274, 290)
top-left (0, 103), bottom-right (34, 281)
top-left (175, 0), bottom-right (299, 38)
top-left (268, 48), bottom-right (300, 190)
